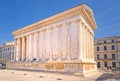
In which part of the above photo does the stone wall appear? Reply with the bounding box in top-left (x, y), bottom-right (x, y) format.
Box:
top-left (6, 61), bottom-right (97, 76)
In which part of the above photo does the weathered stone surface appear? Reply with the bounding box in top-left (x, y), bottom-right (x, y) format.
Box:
top-left (10, 4), bottom-right (97, 77)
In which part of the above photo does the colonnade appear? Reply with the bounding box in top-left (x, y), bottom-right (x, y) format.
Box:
top-left (14, 19), bottom-right (95, 62)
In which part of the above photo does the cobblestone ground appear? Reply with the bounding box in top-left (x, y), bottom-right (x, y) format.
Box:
top-left (0, 69), bottom-right (120, 81)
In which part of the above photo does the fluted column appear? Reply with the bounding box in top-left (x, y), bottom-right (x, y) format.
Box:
top-left (22, 36), bottom-right (26, 61)
top-left (85, 27), bottom-right (88, 60)
top-left (36, 32), bottom-right (39, 61)
top-left (26, 35), bottom-right (29, 61)
top-left (14, 38), bottom-right (17, 61)
top-left (88, 31), bottom-right (90, 60)
top-left (84, 25), bottom-right (87, 60)
top-left (67, 22), bottom-right (71, 60)
top-left (18, 38), bottom-right (22, 61)
top-left (31, 33), bottom-right (34, 61)
top-left (77, 19), bottom-right (83, 61)
top-left (38, 31), bottom-right (44, 61)
top-left (28, 34), bottom-right (31, 61)
top-left (43, 30), bottom-right (45, 61)
top-left (82, 23), bottom-right (86, 60)
top-left (91, 34), bottom-right (94, 60)
top-left (52, 26), bottom-right (59, 60)
top-left (33, 32), bottom-right (37, 60)
top-left (60, 22), bottom-right (71, 60)
top-left (57, 25), bottom-right (61, 61)
top-left (49, 28), bottom-right (52, 61)
top-left (90, 32), bottom-right (93, 60)
top-left (28, 34), bottom-right (33, 61)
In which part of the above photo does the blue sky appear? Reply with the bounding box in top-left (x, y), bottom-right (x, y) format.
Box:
top-left (0, 0), bottom-right (120, 45)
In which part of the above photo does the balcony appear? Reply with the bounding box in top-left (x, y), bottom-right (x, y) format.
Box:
top-left (97, 58), bottom-right (116, 61)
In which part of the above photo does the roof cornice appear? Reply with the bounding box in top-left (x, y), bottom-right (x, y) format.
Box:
top-left (12, 4), bottom-right (97, 36)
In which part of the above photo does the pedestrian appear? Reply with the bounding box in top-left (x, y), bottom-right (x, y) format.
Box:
top-left (107, 67), bottom-right (109, 72)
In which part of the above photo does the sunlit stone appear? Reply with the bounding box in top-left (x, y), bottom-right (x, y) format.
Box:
top-left (7, 4), bottom-right (97, 77)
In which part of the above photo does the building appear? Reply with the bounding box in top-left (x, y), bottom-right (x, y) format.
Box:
top-left (95, 36), bottom-right (120, 69)
top-left (0, 42), bottom-right (15, 64)
top-left (0, 48), bottom-right (2, 63)
top-left (7, 4), bottom-right (97, 76)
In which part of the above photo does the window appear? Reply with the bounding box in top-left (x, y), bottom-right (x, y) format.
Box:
top-left (97, 41), bottom-right (99, 44)
top-left (104, 54), bottom-right (107, 59)
top-left (112, 62), bottom-right (116, 68)
top-left (10, 52), bottom-right (11, 60)
top-left (111, 45), bottom-right (115, 50)
top-left (97, 54), bottom-right (100, 60)
top-left (112, 54), bottom-right (115, 59)
top-left (104, 46), bottom-right (107, 50)
top-left (119, 62), bottom-right (120, 68)
top-left (104, 62), bottom-right (108, 67)
top-left (97, 62), bottom-right (100, 68)
top-left (104, 41), bottom-right (106, 44)
top-left (97, 47), bottom-right (100, 51)
top-left (112, 39), bottom-right (114, 43)
top-left (12, 52), bottom-right (14, 59)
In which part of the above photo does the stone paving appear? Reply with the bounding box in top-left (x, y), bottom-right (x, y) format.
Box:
top-left (0, 69), bottom-right (120, 81)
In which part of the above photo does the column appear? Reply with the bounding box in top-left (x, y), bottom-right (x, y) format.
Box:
top-left (18, 38), bottom-right (22, 61)
top-left (49, 28), bottom-right (52, 61)
top-left (38, 31), bottom-right (42, 61)
top-left (84, 26), bottom-right (87, 60)
top-left (69, 20), bottom-right (78, 60)
top-left (88, 31), bottom-right (90, 60)
top-left (89, 31), bottom-right (92, 61)
top-left (14, 38), bottom-right (17, 61)
top-left (57, 25), bottom-right (61, 60)
top-left (45, 28), bottom-right (52, 60)
top-left (67, 22), bottom-right (71, 60)
top-left (78, 19), bottom-right (83, 61)
top-left (60, 22), bottom-right (70, 60)
top-left (85, 27), bottom-right (87, 60)
top-left (91, 34), bottom-right (94, 60)
top-left (52, 26), bottom-right (59, 60)
top-left (36, 32), bottom-right (39, 61)
top-left (26, 35), bottom-right (29, 61)
top-left (33, 32), bottom-right (37, 61)
top-left (31, 33), bottom-right (34, 61)
top-left (43, 30), bottom-right (46, 61)
top-left (82, 23), bottom-right (86, 60)
top-left (33, 32), bottom-right (39, 61)
top-left (85, 27), bottom-right (88, 60)
top-left (90, 32), bottom-right (93, 60)
top-left (21, 36), bottom-right (25, 61)
top-left (28, 34), bottom-right (31, 61)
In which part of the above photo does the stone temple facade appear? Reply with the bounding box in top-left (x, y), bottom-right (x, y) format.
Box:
top-left (7, 4), bottom-right (97, 76)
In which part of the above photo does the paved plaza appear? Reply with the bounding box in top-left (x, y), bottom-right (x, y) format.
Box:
top-left (0, 69), bottom-right (120, 81)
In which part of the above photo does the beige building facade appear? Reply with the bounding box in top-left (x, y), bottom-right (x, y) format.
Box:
top-left (0, 42), bottom-right (15, 64)
top-left (95, 36), bottom-right (120, 69)
top-left (7, 4), bottom-right (97, 76)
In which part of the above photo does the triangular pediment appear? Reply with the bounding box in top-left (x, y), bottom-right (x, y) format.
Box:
top-left (85, 7), bottom-right (96, 25)
top-left (80, 4), bottom-right (97, 30)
